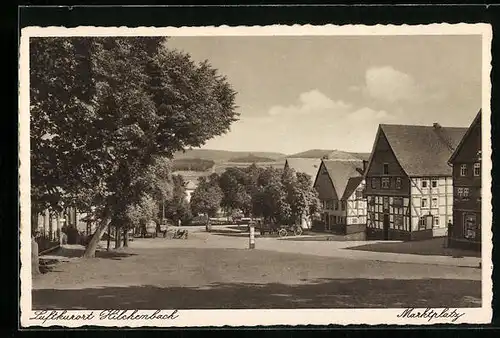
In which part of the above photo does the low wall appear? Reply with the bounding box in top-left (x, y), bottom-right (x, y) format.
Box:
top-left (449, 238), bottom-right (481, 251)
top-left (365, 228), bottom-right (433, 241)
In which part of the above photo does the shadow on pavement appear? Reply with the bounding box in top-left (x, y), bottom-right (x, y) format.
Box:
top-left (41, 246), bottom-right (138, 260)
top-left (33, 278), bottom-right (481, 310)
top-left (346, 239), bottom-right (481, 258)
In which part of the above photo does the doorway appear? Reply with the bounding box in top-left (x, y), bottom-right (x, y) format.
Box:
top-left (383, 214), bottom-right (390, 240)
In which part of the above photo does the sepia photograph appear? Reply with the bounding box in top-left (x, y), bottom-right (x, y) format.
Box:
top-left (19, 24), bottom-right (492, 327)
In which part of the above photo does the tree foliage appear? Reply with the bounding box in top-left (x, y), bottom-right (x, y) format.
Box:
top-left (30, 37), bottom-right (238, 256)
top-left (164, 174), bottom-right (192, 224)
top-left (190, 174), bottom-right (223, 217)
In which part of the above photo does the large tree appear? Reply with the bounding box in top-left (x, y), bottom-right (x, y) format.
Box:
top-left (218, 167), bottom-right (252, 217)
top-left (190, 174), bottom-right (223, 217)
top-left (30, 37), bottom-right (238, 257)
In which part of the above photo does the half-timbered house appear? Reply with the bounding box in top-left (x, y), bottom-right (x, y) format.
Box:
top-left (313, 159), bottom-right (367, 235)
top-left (364, 123), bottom-right (468, 240)
top-left (448, 110), bottom-right (482, 250)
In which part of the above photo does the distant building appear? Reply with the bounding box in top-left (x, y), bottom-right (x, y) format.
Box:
top-left (364, 122), bottom-right (467, 241)
top-left (448, 110), bottom-right (482, 251)
top-left (313, 159), bottom-right (367, 234)
top-left (185, 180), bottom-right (197, 203)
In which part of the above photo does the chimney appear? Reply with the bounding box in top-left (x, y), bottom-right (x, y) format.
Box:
top-left (433, 122), bottom-right (442, 129)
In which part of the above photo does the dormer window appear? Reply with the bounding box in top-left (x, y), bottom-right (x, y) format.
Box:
top-left (383, 163), bottom-right (389, 175)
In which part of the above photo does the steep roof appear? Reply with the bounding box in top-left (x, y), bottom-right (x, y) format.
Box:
top-left (449, 110), bottom-right (482, 164)
top-left (341, 176), bottom-right (364, 200)
top-left (285, 158), bottom-right (321, 181)
top-left (322, 160), bottom-right (364, 200)
top-left (378, 124), bottom-right (468, 177)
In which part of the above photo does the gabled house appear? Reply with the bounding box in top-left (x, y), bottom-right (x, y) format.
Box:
top-left (313, 159), bottom-right (367, 235)
top-left (284, 158), bottom-right (322, 186)
top-left (364, 122), bottom-right (468, 241)
top-left (448, 110), bottom-right (482, 250)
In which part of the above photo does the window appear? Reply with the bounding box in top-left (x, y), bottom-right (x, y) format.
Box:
top-left (422, 180), bottom-right (428, 188)
top-left (434, 217), bottom-right (439, 226)
top-left (393, 197), bottom-right (403, 208)
top-left (474, 162), bottom-right (480, 176)
top-left (457, 187), bottom-right (464, 197)
top-left (394, 214), bottom-right (403, 230)
top-left (418, 217), bottom-right (426, 230)
top-left (463, 213), bottom-right (478, 240)
top-left (381, 177), bottom-right (390, 189)
top-left (341, 201), bottom-right (346, 211)
top-left (352, 217), bottom-right (358, 224)
top-left (383, 163), bottom-right (389, 175)
top-left (355, 189), bottom-right (363, 199)
top-left (395, 177), bottom-right (402, 190)
top-left (371, 177), bottom-right (378, 189)
top-left (334, 201), bottom-right (338, 210)
top-left (460, 164), bottom-right (468, 176)
top-left (463, 188), bottom-right (470, 197)
top-left (421, 198), bottom-right (428, 208)
top-left (431, 198), bottom-right (438, 208)
top-left (431, 179), bottom-right (438, 188)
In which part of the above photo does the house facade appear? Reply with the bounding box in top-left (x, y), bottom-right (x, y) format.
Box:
top-left (364, 123), bottom-right (467, 241)
top-left (313, 159), bottom-right (367, 235)
top-left (448, 110), bottom-right (482, 251)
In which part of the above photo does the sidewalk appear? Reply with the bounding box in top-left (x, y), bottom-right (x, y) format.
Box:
top-left (254, 237), bottom-right (482, 268)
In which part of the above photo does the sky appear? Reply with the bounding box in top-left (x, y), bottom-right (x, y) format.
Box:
top-left (166, 35), bottom-right (482, 155)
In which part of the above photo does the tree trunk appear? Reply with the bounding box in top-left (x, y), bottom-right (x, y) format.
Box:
top-left (32, 236), bottom-right (40, 276)
top-left (48, 213), bottom-right (53, 241)
top-left (106, 222), bottom-right (111, 251)
top-left (83, 217), bottom-right (111, 258)
top-left (42, 211), bottom-right (47, 238)
top-left (56, 212), bottom-right (62, 245)
top-left (115, 226), bottom-right (121, 249)
top-left (123, 227), bottom-right (129, 247)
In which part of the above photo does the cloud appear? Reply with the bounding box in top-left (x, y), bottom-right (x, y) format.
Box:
top-left (347, 107), bottom-right (392, 122)
top-left (364, 66), bottom-right (421, 103)
top-left (202, 90), bottom-right (395, 154)
top-left (268, 89), bottom-right (352, 116)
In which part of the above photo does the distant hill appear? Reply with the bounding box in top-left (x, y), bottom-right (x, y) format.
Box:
top-left (288, 149), bottom-right (371, 161)
top-left (229, 154), bottom-right (276, 163)
top-left (287, 149), bottom-right (334, 159)
top-left (174, 149), bottom-right (285, 163)
top-left (173, 158), bottom-right (215, 172)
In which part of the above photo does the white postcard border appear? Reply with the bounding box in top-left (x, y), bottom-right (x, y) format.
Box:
top-left (19, 23), bottom-right (493, 327)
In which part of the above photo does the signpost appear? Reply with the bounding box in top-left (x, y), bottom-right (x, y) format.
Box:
top-left (249, 223), bottom-right (255, 249)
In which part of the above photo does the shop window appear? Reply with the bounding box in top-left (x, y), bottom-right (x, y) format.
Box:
top-left (474, 162), bottom-right (480, 176)
top-left (463, 213), bottom-right (478, 240)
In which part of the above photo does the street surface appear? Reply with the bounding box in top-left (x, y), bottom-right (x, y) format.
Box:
top-left (33, 227), bottom-right (482, 309)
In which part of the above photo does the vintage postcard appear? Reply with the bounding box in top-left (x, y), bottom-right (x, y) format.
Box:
top-left (19, 23), bottom-right (492, 327)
